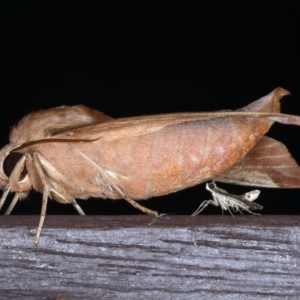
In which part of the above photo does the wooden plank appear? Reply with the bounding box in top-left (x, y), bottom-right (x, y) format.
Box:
top-left (0, 215), bottom-right (300, 299)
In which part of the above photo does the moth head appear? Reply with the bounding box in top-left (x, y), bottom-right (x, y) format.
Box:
top-left (0, 145), bottom-right (31, 193)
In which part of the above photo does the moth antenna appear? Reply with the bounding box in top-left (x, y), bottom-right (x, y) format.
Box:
top-left (72, 199), bottom-right (85, 215)
top-left (79, 151), bottom-right (159, 217)
top-left (0, 186), bottom-right (10, 211)
top-left (4, 193), bottom-right (20, 215)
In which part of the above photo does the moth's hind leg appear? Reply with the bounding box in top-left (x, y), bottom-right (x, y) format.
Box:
top-left (33, 152), bottom-right (87, 246)
top-left (79, 151), bottom-right (159, 217)
top-left (109, 182), bottom-right (159, 217)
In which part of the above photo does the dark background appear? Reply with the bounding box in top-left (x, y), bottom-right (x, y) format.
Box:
top-left (1, 2), bottom-right (300, 215)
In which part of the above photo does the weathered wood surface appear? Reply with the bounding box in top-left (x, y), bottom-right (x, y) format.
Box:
top-left (0, 215), bottom-right (300, 299)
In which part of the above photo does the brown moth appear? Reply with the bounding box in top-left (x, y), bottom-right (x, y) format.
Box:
top-left (1, 87), bottom-right (300, 246)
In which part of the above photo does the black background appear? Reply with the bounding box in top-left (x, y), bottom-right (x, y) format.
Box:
top-left (1, 2), bottom-right (300, 215)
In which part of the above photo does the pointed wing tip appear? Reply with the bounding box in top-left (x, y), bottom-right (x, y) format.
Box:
top-left (273, 87), bottom-right (291, 98)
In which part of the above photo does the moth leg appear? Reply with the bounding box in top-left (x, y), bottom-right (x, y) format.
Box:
top-left (79, 151), bottom-right (159, 217)
top-left (32, 152), bottom-right (51, 247)
top-left (35, 185), bottom-right (49, 247)
top-left (72, 199), bottom-right (85, 215)
top-left (148, 213), bottom-right (169, 225)
top-left (4, 193), bottom-right (20, 215)
top-left (191, 199), bottom-right (219, 216)
top-left (106, 179), bottom-right (159, 216)
top-left (0, 186), bottom-right (11, 211)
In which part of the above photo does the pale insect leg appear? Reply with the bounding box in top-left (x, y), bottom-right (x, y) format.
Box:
top-left (4, 193), bottom-right (20, 215)
top-left (34, 185), bottom-right (49, 247)
top-left (72, 199), bottom-right (85, 215)
top-left (0, 186), bottom-right (11, 210)
top-left (32, 152), bottom-right (51, 247)
top-left (192, 199), bottom-right (220, 216)
top-left (236, 206), bottom-right (261, 216)
top-left (79, 151), bottom-right (159, 217)
top-left (50, 188), bottom-right (86, 216)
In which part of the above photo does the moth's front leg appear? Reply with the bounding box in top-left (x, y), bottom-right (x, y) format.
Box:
top-left (0, 187), bottom-right (11, 210)
top-left (0, 190), bottom-right (27, 216)
top-left (32, 152), bottom-right (51, 247)
top-left (32, 152), bottom-right (86, 246)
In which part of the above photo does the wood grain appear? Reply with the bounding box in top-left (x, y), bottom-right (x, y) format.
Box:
top-left (0, 215), bottom-right (299, 299)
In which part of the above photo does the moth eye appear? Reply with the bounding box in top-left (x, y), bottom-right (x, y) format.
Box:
top-left (3, 152), bottom-right (27, 179)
